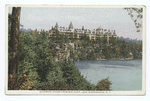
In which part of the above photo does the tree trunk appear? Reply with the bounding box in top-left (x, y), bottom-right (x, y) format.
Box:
top-left (9, 7), bottom-right (21, 90)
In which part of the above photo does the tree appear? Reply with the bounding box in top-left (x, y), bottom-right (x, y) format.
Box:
top-left (96, 77), bottom-right (112, 90)
top-left (17, 62), bottom-right (40, 90)
top-left (9, 7), bottom-right (21, 90)
top-left (16, 31), bottom-right (40, 90)
top-left (60, 59), bottom-right (94, 90)
top-left (124, 7), bottom-right (143, 32)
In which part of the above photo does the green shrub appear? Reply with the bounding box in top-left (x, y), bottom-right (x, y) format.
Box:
top-left (96, 77), bottom-right (112, 90)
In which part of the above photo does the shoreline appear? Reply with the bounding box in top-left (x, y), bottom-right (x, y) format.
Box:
top-left (74, 58), bottom-right (142, 61)
top-left (96, 58), bottom-right (134, 61)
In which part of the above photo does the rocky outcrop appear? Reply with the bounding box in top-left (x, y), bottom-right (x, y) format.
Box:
top-left (54, 43), bottom-right (74, 62)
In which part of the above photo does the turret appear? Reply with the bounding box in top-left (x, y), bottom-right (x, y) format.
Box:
top-left (51, 26), bottom-right (53, 29)
top-left (82, 26), bottom-right (84, 30)
top-left (113, 30), bottom-right (116, 35)
top-left (69, 22), bottom-right (73, 29)
top-left (55, 22), bottom-right (58, 29)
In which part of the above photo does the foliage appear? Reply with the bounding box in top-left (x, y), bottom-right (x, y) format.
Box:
top-left (8, 13), bottom-right (141, 90)
top-left (71, 36), bottom-right (142, 60)
top-left (18, 32), bottom-right (36, 63)
top-left (96, 77), bottom-right (112, 90)
top-left (17, 62), bottom-right (40, 90)
top-left (46, 66), bottom-right (66, 85)
top-left (60, 59), bottom-right (95, 90)
top-left (11, 29), bottom-right (141, 90)
top-left (48, 28), bottom-right (142, 60)
top-left (124, 7), bottom-right (143, 32)
top-left (8, 10), bottom-right (115, 91)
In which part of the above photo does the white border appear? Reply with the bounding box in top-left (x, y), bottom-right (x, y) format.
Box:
top-left (5, 4), bottom-right (146, 95)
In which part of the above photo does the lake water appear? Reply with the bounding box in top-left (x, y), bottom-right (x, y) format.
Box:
top-left (75, 59), bottom-right (142, 91)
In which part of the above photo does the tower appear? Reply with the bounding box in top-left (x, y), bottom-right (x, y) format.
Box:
top-left (82, 26), bottom-right (84, 30)
top-left (69, 22), bottom-right (73, 29)
top-left (113, 30), bottom-right (116, 35)
top-left (55, 22), bottom-right (58, 29)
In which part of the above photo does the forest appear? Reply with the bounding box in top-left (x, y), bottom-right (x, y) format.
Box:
top-left (47, 28), bottom-right (142, 61)
top-left (8, 27), bottom-right (112, 90)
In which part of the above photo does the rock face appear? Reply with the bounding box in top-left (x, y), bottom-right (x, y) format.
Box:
top-left (54, 43), bottom-right (74, 62)
top-left (56, 50), bottom-right (70, 62)
top-left (129, 52), bottom-right (133, 59)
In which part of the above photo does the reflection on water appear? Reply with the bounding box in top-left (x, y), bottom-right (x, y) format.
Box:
top-left (75, 59), bottom-right (142, 91)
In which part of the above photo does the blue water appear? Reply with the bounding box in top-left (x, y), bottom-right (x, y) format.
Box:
top-left (75, 59), bottom-right (142, 91)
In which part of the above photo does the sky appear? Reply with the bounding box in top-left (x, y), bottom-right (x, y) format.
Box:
top-left (8, 7), bottom-right (143, 40)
